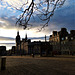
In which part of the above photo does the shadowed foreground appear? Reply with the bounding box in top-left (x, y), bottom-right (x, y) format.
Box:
top-left (0, 56), bottom-right (75, 75)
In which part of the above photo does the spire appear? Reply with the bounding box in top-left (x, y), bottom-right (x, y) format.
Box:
top-left (17, 31), bottom-right (19, 35)
top-left (25, 33), bottom-right (27, 40)
top-left (16, 31), bottom-right (20, 46)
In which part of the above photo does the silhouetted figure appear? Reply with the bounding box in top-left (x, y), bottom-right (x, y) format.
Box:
top-left (32, 53), bottom-right (34, 58)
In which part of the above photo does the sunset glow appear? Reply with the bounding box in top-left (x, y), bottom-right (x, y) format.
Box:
top-left (0, 0), bottom-right (74, 50)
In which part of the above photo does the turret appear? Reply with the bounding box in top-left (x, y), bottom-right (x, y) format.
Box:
top-left (16, 31), bottom-right (20, 46)
top-left (25, 33), bottom-right (27, 41)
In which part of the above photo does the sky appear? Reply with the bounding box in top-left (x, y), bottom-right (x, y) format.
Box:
top-left (0, 0), bottom-right (75, 50)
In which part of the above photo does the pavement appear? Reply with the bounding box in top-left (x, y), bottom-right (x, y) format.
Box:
top-left (0, 55), bottom-right (75, 75)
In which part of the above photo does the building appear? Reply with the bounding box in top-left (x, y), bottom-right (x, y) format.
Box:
top-left (49, 28), bottom-right (68, 42)
top-left (10, 28), bottom-right (75, 56)
top-left (0, 46), bottom-right (6, 56)
top-left (15, 32), bottom-right (31, 55)
top-left (49, 28), bottom-right (75, 55)
top-left (28, 41), bottom-right (53, 56)
top-left (10, 31), bottom-right (53, 56)
top-left (61, 30), bottom-right (75, 55)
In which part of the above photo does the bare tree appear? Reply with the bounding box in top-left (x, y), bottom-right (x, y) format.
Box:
top-left (2, 0), bottom-right (66, 31)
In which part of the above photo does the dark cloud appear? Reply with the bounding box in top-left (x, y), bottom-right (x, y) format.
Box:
top-left (0, 36), bottom-right (15, 41)
top-left (41, 0), bottom-right (75, 33)
top-left (0, 35), bottom-right (49, 41)
top-left (0, 15), bottom-right (23, 30)
top-left (0, 16), bottom-right (14, 28)
top-left (28, 36), bottom-right (49, 40)
top-left (0, 0), bottom-right (74, 33)
top-left (50, 5), bottom-right (74, 27)
top-left (49, 0), bottom-right (74, 29)
top-left (26, 0), bottom-right (74, 35)
top-left (0, 43), bottom-right (15, 44)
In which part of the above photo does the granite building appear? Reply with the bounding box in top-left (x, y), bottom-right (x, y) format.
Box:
top-left (49, 28), bottom-right (75, 55)
top-left (10, 28), bottom-right (75, 56)
top-left (11, 31), bottom-right (52, 56)
top-left (15, 32), bottom-right (31, 55)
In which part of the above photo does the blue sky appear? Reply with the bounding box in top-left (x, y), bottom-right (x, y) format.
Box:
top-left (0, 0), bottom-right (75, 50)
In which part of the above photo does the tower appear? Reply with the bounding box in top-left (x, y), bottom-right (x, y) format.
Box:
top-left (25, 33), bottom-right (27, 41)
top-left (16, 31), bottom-right (20, 46)
top-left (45, 35), bottom-right (46, 42)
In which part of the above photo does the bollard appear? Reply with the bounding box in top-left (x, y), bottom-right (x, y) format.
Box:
top-left (0, 57), bottom-right (1, 71)
top-left (0, 46), bottom-right (6, 71)
top-left (1, 56), bottom-right (6, 70)
top-left (0, 56), bottom-right (6, 71)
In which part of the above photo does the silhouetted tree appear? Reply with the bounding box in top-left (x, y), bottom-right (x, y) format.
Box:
top-left (2, 0), bottom-right (66, 31)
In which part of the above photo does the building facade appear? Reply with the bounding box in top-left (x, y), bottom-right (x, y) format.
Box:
top-left (49, 28), bottom-right (75, 55)
top-left (11, 32), bottom-right (52, 56)
top-left (9, 28), bottom-right (75, 56)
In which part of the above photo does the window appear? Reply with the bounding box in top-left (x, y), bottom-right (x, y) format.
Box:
top-left (71, 37), bottom-right (73, 40)
top-left (66, 37), bottom-right (68, 40)
top-left (62, 37), bottom-right (64, 40)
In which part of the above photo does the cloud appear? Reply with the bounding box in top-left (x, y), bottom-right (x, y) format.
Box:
top-left (2, 0), bottom-right (32, 10)
top-left (0, 36), bottom-right (15, 41)
top-left (49, 0), bottom-right (75, 30)
top-left (0, 35), bottom-right (49, 43)
top-left (0, 0), bottom-right (74, 50)
top-left (0, 16), bottom-right (23, 30)
top-left (28, 0), bottom-right (74, 33)
top-left (34, 0), bottom-right (75, 33)
top-left (0, 43), bottom-right (15, 44)
top-left (0, 43), bottom-right (15, 50)
top-left (29, 36), bottom-right (49, 40)
top-left (0, 0), bottom-right (74, 35)
top-left (0, 1), bottom-right (8, 9)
